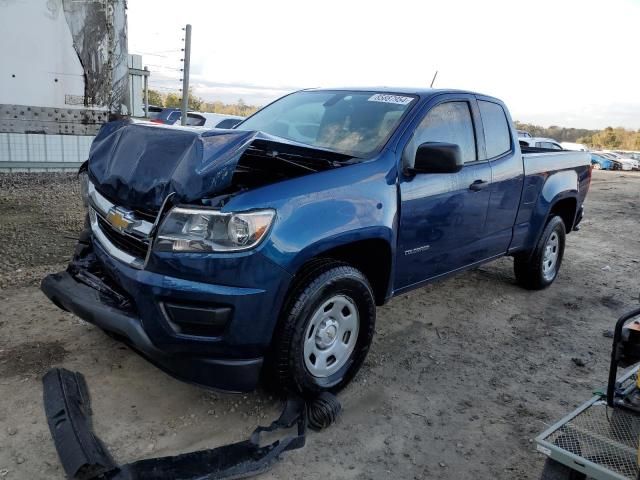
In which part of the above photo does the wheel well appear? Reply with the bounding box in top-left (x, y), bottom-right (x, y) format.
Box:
top-left (303, 239), bottom-right (392, 306)
top-left (550, 198), bottom-right (577, 233)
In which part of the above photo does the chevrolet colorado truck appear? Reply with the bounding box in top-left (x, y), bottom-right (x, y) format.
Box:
top-left (41, 88), bottom-right (591, 394)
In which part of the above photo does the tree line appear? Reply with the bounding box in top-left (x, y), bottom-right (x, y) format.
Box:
top-left (515, 121), bottom-right (640, 150)
top-left (147, 90), bottom-right (639, 150)
top-left (148, 89), bottom-right (260, 117)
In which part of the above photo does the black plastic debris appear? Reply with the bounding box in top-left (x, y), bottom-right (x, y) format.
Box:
top-left (307, 392), bottom-right (342, 431)
top-left (42, 368), bottom-right (341, 480)
top-left (42, 369), bottom-right (116, 480)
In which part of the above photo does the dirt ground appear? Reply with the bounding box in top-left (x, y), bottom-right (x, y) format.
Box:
top-left (0, 170), bottom-right (639, 479)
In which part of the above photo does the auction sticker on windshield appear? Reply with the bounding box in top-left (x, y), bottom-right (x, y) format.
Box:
top-left (368, 93), bottom-right (414, 105)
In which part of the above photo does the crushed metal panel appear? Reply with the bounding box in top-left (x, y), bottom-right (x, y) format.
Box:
top-left (0, 0), bottom-right (128, 113)
top-left (0, 0), bottom-right (129, 139)
top-left (62, 0), bottom-right (129, 113)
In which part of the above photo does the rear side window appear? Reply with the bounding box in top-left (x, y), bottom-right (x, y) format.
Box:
top-left (536, 141), bottom-right (562, 150)
top-left (215, 118), bottom-right (242, 129)
top-left (478, 100), bottom-right (511, 159)
top-left (186, 114), bottom-right (205, 126)
top-left (410, 101), bottom-right (477, 164)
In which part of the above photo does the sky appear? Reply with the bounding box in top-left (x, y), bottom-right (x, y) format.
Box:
top-left (128, 0), bottom-right (640, 130)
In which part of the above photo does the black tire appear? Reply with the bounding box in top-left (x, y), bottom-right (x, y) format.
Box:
top-left (514, 215), bottom-right (566, 290)
top-left (270, 260), bottom-right (376, 395)
top-left (540, 458), bottom-right (585, 480)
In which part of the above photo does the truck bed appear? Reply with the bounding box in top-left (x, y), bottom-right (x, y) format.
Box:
top-left (522, 149), bottom-right (590, 175)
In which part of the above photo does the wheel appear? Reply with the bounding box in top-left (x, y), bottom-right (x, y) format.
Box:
top-left (592, 163), bottom-right (601, 170)
top-left (514, 216), bottom-right (566, 290)
top-left (540, 458), bottom-right (585, 480)
top-left (270, 260), bottom-right (376, 395)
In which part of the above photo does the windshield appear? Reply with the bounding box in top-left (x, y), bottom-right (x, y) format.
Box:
top-left (236, 90), bottom-right (416, 157)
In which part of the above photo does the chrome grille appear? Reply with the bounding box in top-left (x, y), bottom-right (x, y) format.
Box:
top-left (95, 214), bottom-right (149, 259)
top-left (88, 183), bottom-right (155, 269)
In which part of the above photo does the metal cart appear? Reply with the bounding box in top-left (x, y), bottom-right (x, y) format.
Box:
top-left (536, 365), bottom-right (640, 480)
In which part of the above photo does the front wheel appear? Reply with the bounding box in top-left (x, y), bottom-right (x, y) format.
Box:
top-left (270, 261), bottom-right (376, 395)
top-left (514, 216), bottom-right (566, 290)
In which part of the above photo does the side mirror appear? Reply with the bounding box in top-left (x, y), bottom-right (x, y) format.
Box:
top-left (409, 142), bottom-right (463, 174)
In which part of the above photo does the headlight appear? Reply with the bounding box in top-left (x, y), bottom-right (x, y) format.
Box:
top-left (155, 208), bottom-right (275, 253)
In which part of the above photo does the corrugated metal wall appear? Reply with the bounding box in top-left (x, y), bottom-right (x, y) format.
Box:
top-left (0, 133), bottom-right (92, 172)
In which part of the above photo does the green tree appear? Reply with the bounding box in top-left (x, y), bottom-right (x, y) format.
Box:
top-left (147, 89), bottom-right (164, 107)
top-left (188, 90), bottom-right (203, 111)
top-left (164, 92), bottom-right (181, 108)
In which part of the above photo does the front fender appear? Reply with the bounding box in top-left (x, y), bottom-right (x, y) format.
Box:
top-left (225, 151), bottom-right (399, 276)
top-left (286, 226), bottom-right (395, 274)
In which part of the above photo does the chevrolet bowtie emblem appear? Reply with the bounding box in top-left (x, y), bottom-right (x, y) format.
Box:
top-left (106, 208), bottom-right (136, 232)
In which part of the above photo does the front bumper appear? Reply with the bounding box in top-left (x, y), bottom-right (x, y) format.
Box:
top-left (41, 270), bottom-right (263, 392)
top-left (41, 236), bottom-right (293, 392)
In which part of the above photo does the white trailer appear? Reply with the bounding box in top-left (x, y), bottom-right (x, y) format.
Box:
top-left (0, 0), bottom-right (144, 172)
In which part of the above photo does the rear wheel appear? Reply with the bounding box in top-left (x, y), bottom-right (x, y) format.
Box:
top-left (270, 260), bottom-right (376, 395)
top-left (514, 216), bottom-right (566, 290)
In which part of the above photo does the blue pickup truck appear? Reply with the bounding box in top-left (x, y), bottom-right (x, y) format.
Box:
top-left (42, 88), bottom-right (591, 394)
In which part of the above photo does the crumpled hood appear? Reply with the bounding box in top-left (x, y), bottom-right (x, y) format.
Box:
top-left (87, 120), bottom-right (269, 211)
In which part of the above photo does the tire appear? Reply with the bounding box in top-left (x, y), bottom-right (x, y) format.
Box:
top-left (592, 163), bottom-right (601, 170)
top-left (514, 215), bottom-right (566, 290)
top-left (270, 260), bottom-right (376, 395)
top-left (540, 458), bottom-right (585, 480)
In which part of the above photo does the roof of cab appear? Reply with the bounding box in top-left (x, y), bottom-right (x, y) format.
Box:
top-left (302, 86), bottom-right (498, 101)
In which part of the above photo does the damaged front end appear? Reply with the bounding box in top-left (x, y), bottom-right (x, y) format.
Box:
top-left (42, 121), bottom-right (354, 392)
top-left (88, 119), bottom-right (355, 213)
top-left (68, 120), bottom-right (356, 268)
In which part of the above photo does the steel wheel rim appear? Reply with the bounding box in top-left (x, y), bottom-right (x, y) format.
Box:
top-left (303, 295), bottom-right (359, 378)
top-left (542, 232), bottom-right (560, 281)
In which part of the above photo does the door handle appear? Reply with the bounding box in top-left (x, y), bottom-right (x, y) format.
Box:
top-left (469, 179), bottom-right (489, 191)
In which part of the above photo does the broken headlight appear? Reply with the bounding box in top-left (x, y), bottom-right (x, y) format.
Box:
top-left (155, 208), bottom-right (275, 253)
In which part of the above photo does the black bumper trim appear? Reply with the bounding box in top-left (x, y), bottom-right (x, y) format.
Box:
top-left (43, 368), bottom-right (310, 480)
top-left (41, 272), bottom-right (263, 393)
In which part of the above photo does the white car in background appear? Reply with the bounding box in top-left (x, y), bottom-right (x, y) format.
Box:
top-left (519, 137), bottom-right (563, 150)
top-left (185, 112), bottom-right (245, 129)
top-left (517, 129), bottom-right (532, 138)
top-left (561, 142), bottom-right (589, 151)
top-left (604, 151), bottom-right (639, 170)
top-left (598, 152), bottom-right (634, 171)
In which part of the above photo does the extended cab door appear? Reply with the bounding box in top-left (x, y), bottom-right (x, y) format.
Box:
top-left (475, 97), bottom-right (524, 257)
top-left (395, 95), bottom-right (493, 290)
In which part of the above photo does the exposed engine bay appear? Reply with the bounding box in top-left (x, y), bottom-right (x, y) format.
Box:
top-left (87, 120), bottom-right (357, 213)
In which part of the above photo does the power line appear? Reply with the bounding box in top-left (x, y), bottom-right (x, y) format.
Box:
top-left (136, 49), bottom-right (181, 57)
top-left (145, 64), bottom-right (182, 71)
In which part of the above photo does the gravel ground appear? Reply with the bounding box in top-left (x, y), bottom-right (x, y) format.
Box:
top-left (0, 170), bottom-right (639, 479)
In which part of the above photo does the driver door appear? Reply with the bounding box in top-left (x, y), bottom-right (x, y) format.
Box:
top-left (395, 95), bottom-right (492, 290)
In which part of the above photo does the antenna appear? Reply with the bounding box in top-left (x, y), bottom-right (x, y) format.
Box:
top-left (430, 70), bottom-right (438, 88)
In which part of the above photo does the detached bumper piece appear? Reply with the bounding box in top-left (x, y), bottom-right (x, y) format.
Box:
top-left (43, 369), bottom-right (116, 480)
top-left (43, 368), bottom-right (341, 480)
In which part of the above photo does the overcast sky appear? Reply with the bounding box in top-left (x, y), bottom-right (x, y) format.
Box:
top-left (128, 0), bottom-right (640, 129)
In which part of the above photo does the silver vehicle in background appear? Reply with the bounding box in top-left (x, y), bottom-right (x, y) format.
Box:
top-left (519, 137), bottom-right (563, 150)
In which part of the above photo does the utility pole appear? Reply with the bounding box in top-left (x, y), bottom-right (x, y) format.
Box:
top-left (180, 24), bottom-right (192, 126)
top-left (143, 66), bottom-right (149, 118)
